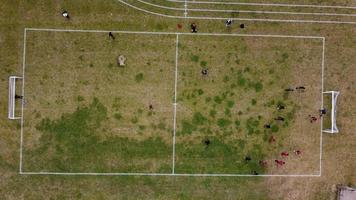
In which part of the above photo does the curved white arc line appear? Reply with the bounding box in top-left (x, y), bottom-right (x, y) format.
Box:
top-left (166, 0), bottom-right (356, 10)
top-left (118, 0), bottom-right (356, 24)
top-left (137, 0), bottom-right (356, 17)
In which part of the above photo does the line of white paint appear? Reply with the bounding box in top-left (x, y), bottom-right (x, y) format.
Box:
top-left (184, 0), bottom-right (188, 17)
top-left (20, 28), bottom-right (325, 177)
top-left (118, 0), bottom-right (356, 25)
top-left (20, 171), bottom-right (321, 177)
top-left (172, 34), bottom-right (179, 174)
top-left (137, 0), bottom-right (356, 17)
top-left (319, 38), bottom-right (326, 176)
top-left (166, 0), bottom-right (356, 10)
top-left (19, 28), bottom-right (27, 173)
top-left (26, 28), bottom-right (324, 39)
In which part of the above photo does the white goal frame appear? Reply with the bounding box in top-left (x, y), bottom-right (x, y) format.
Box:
top-left (8, 76), bottom-right (23, 120)
top-left (322, 91), bottom-right (340, 134)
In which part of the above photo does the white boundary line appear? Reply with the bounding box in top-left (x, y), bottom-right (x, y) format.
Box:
top-left (19, 28), bottom-right (27, 173)
top-left (319, 38), bottom-right (326, 176)
top-left (20, 28), bottom-right (324, 177)
top-left (172, 34), bottom-right (179, 174)
top-left (25, 28), bottom-right (323, 39)
top-left (137, 0), bottom-right (356, 17)
top-left (20, 171), bottom-right (321, 177)
top-left (118, 0), bottom-right (356, 24)
top-left (184, 0), bottom-right (188, 17)
top-left (166, 0), bottom-right (356, 10)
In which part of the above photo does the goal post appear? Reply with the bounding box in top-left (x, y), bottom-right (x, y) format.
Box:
top-left (322, 91), bottom-right (340, 134)
top-left (8, 76), bottom-right (23, 120)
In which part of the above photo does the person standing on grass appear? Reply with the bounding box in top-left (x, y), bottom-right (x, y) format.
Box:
top-left (293, 150), bottom-right (302, 155)
top-left (62, 10), bottom-right (70, 19)
top-left (225, 19), bottom-right (232, 27)
top-left (296, 86), bottom-right (306, 92)
top-left (109, 32), bottom-right (115, 40)
top-left (308, 115), bottom-right (317, 123)
top-left (269, 135), bottom-right (276, 143)
top-left (15, 94), bottom-right (23, 100)
top-left (275, 116), bottom-right (285, 121)
top-left (275, 160), bottom-right (285, 167)
top-left (281, 151), bottom-right (289, 157)
top-left (191, 23), bottom-right (197, 33)
top-left (319, 108), bottom-right (327, 118)
top-left (201, 69), bottom-right (208, 76)
top-left (204, 138), bottom-right (211, 148)
top-left (264, 124), bottom-right (271, 129)
top-left (277, 104), bottom-right (285, 110)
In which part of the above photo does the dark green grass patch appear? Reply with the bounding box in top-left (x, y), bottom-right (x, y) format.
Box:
top-left (190, 55), bottom-right (199, 62)
top-left (114, 113), bottom-right (122, 120)
top-left (175, 137), bottom-right (265, 174)
top-left (254, 82), bottom-right (263, 92)
top-left (180, 120), bottom-right (196, 135)
top-left (200, 60), bottom-right (207, 67)
top-left (192, 112), bottom-right (208, 125)
top-left (135, 73), bottom-right (144, 83)
top-left (27, 98), bottom-right (171, 172)
top-left (237, 75), bottom-right (246, 87)
top-left (245, 117), bottom-right (260, 135)
top-left (227, 100), bottom-right (235, 108)
top-left (217, 118), bottom-right (232, 128)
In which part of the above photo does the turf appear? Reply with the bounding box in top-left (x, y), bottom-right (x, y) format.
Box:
top-left (174, 35), bottom-right (322, 174)
top-left (22, 31), bottom-right (177, 172)
top-left (0, 0), bottom-right (355, 199)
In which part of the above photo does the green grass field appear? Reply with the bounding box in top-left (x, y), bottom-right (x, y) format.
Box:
top-left (1, 0), bottom-right (355, 199)
top-left (175, 35), bottom-right (322, 174)
top-left (20, 30), bottom-right (323, 175)
top-left (22, 31), bottom-right (176, 172)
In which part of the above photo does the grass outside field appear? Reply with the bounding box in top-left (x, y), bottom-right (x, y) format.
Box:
top-left (0, 0), bottom-right (355, 199)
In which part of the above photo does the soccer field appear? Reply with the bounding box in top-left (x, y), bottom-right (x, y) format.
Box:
top-left (20, 29), bottom-right (323, 176)
top-left (1, 0), bottom-right (356, 199)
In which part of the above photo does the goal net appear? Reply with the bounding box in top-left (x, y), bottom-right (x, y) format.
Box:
top-left (8, 76), bottom-right (23, 120)
top-left (322, 91), bottom-right (340, 134)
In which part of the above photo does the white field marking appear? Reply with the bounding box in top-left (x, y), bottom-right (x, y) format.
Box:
top-left (19, 28), bottom-right (27, 173)
top-left (21, 28), bottom-right (324, 177)
top-left (319, 38), bottom-right (326, 176)
top-left (118, 0), bottom-right (356, 25)
top-left (172, 34), bottom-right (179, 174)
top-left (166, 0), bottom-right (356, 10)
top-left (26, 28), bottom-right (324, 39)
top-left (20, 171), bottom-right (321, 177)
top-left (137, 0), bottom-right (356, 17)
top-left (184, 0), bottom-right (188, 17)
